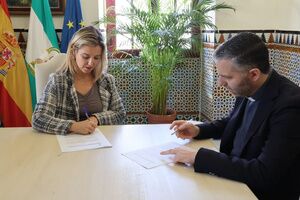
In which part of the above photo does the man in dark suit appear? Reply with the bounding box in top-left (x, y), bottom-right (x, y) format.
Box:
top-left (161, 32), bottom-right (300, 199)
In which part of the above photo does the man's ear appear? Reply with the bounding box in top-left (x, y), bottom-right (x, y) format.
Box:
top-left (248, 68), bottom-right (261, 81)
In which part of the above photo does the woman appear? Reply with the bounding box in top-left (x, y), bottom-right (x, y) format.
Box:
top-left (32, 26), bottom-right (126, 135)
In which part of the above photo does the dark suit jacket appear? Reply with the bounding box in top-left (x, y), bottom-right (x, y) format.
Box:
top-left (194, 70), bottom-right (300, 200)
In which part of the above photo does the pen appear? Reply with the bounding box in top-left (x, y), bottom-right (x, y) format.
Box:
top-left (83, 106), bottom-right (90, 120)
top-left (171, 119), bottom-right (193, 135)
top-left (170, 130), bottom-right (177, 135)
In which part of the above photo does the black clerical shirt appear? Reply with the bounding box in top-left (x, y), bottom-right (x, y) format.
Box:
top-left (231, 72), bottom-right (272, 157)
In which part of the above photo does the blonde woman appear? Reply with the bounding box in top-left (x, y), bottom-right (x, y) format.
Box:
top-left (32, 26), bottom-right (125, 135)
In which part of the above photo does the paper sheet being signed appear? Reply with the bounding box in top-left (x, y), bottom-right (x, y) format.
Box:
top-left (122, 142), bottom-right (182, 169)
top-left (56, 128), bottom-right (112, 152)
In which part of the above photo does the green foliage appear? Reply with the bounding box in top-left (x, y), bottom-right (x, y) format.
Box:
top-left (98, 0), bottom-right (234, 115)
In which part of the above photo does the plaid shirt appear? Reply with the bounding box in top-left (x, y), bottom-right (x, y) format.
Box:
top-left (32, 71), bottom-right (126, 135)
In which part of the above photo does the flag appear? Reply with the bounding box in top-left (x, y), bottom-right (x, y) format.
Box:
top-left (0, 0), bottom-right (32, 126)
top-left (26, 0), bottom-right (59, 109)
top-left (60, 0), bottom-right (84, 53)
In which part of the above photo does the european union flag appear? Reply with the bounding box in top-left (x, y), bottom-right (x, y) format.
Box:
top-left (60, 0), bottom-right (84, 53)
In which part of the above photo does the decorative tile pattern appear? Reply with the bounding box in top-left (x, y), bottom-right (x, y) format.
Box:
top-left (109, 38), bottom-right (300, 123)
top-left (270, 48), bottom-right (300, 86)
top-left (108, 58), bottom-right (202, 124)
top-left (201, 48), bottom-right (215, 120)
top-left (202, 47), bottom-right (235, 120)
top-left (124, 114), bottom-right (148, 124)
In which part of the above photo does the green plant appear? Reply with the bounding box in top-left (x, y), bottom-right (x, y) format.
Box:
top-left (99, 0), bottom-right (234, 115)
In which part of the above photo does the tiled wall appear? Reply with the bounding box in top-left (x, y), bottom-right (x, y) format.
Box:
top-left (201, 31), bottom-right (300, 121)
top-left (201, 45), bottom-right (236, 120)
top-left (13, 29), bottom-right (300, 124)
top-left (108, 58), bottom-right (202, 124)
top-left (269, 45), bottom-right (300, 86)
top-left (109, 31), bottom-right (300, 123)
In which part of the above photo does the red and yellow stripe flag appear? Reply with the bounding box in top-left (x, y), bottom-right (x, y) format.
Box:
top-left (0, 0), bottom-right (32, 127)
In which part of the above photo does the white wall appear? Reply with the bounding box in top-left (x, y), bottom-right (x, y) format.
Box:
top-left (10, 0), bottom-right (300, 31)
top-left (81, 0), bottom-right (100, 26)
top-left (216, 0), bottom-right (300, 31)
top-left (276, 0), bottom-right (300, 30)
top-left (10, 0), bottom-right (100, 29)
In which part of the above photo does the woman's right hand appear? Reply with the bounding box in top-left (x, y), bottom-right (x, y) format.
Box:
top-left (69, 120), bottom-right (98, 135)
top-left (170, 120), bottom-right (200, 139)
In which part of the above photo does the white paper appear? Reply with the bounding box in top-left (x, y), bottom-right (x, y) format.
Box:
top-left (56, 128), bottom-right (112, 152)
top-left (122, 142), bottom-right (182, 169)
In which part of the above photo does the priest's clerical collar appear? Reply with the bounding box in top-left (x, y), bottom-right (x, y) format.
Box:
top-left (247, 69), bottom-right (273, 102)
top-left (247, 97), bottom-right (255, 102)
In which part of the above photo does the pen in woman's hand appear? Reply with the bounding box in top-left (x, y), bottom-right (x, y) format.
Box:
top-left (83, 106), bottom-right (90, 120)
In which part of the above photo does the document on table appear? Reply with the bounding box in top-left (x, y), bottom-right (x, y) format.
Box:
top-left (122, 142), bottom-right (182, 169)
top-left (56, 128), bottom-right (112, 152)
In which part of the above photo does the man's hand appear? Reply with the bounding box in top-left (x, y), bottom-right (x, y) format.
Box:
top-left (160, 146), bottom-right (197, 165)
top-left (170, 120), bottom-right (200, 139)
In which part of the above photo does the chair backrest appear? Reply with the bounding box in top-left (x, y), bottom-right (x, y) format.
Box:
top-left (35, 53), bottom-right (66, 101)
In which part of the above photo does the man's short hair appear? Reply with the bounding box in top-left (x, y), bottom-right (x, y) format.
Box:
top-left (213, 32), bottom-right (270, 74)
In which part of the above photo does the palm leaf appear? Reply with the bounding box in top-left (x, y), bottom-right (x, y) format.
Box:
top-left (96, 0), bottom-right (234, 115)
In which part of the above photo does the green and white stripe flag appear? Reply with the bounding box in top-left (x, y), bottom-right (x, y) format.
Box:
top-left (25, 0), bottom-right (59, 109)
top-left (26, 0), bottom-right (59, 61)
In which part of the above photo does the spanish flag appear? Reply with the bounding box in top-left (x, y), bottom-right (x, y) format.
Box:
top-left (0, 0), bottom-right (32, 127)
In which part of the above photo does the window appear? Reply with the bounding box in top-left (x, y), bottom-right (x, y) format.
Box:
top-left (102, 0), bottom-right (217, 55)
top-left (103, 0), bottom-right (191, 52)
top-left (115, 0), bottom-right (148, 50)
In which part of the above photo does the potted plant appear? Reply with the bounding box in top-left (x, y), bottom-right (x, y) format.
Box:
top-left (100, 0), bottom-right (234, 123)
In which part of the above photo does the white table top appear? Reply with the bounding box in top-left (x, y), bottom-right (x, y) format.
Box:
top-left (0, 124), bottom-right (257, 200)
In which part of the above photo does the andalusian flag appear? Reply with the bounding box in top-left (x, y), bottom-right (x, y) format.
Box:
top-left (0, 0), bottom-right (32, 126)
top-left (26, 0), bottom-right (59, 108)
top-left (60, 0), bottom-right (84, 53)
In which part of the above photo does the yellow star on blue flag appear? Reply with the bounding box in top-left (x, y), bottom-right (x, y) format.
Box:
top-left (66, 20), bottom-right (74, 29)
top-left (79, 20), bottom-right (85, 28)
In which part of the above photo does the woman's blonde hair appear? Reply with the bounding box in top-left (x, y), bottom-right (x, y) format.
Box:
top-left (59, 26), bottom-right (107, 81)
